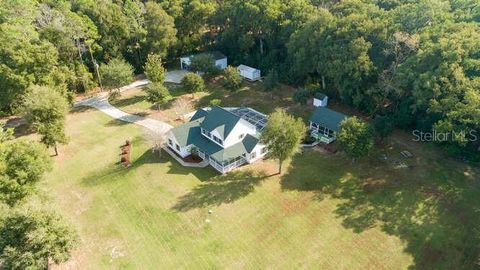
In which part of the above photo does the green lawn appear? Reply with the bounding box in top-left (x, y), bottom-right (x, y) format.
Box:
top-left (43, 106), bottom-right (480, 269)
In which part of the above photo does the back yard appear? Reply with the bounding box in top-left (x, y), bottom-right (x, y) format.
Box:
top-left (44, 82), bottom-right (480, 269)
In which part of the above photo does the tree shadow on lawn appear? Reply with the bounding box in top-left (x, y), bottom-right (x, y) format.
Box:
top-left (171, 170), bottom-right (270, 212)
top-left (81, 146), bottom-right (214, 187)
top-left (281, 150), bottom-right (480, 269)
top-left (110, 94), bottom-right (146, 109)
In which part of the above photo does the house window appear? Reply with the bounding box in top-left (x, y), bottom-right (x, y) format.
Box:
top-left (175, 144), bottom-right (180, 151)
top-left (311, 122), bottom-right (318, 129)
top-left (168, 139), bottom-right (173, 146)
top-left (261, 147), bottom-right (267, 154)
top-left (212, 135), bottom-right (223, 145)
top-left (239, 134), bottom-right (244, 140)
top-left (250, 152), bottom-right (257, 159)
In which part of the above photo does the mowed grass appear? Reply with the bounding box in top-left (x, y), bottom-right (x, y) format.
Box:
top-left (44, 108), bottom-right (422, 269)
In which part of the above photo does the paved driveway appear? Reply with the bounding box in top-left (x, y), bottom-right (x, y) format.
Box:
top-left (165, 70), bottom-right (187, 84)
top-left (74, 80), bottom-right (173, 134)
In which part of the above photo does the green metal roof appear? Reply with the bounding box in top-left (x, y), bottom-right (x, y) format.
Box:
top-left (170, 120), bottom-right (203, 147)
top-left (242, 134), bottom-right (259, 153)
top-left (315, 92), bottom-right (327, 100)
top-left (170, 109), bottom-right (261, 163)
top-left (200, 106), bottom-right (241, 140)
top-left (309, 107), bottom-right (347, 132)
top-left (190, 108), bottom-right (209, 121)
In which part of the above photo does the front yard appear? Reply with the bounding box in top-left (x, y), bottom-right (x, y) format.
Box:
top-left (45, 101), bottom-right (480, 268)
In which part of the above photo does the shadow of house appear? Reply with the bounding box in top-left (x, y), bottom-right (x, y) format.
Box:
top-left (171, 170), bottom-right (269, 212)
top-left (280, 150), bottom-right (480, 269)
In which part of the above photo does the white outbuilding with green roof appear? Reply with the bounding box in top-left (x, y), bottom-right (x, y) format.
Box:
top-left (166, 106), bottom-right (268, 174)
top-left (309, 107), bottom-right (347, 144)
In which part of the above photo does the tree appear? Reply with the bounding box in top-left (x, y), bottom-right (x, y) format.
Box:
top-left (144, 83), bottom-right (172, 110)
top-left (181, 72), bottom-right (205, 98)
top-left (0, 140), bottom-right (52, 206)
top-left (0, 207), bottom-right (77, 269)
top-left (172, 98), bottom-right (191, 122)
top-left (260, 109), bottom-right (306, 174)
top-left (0, 123), bottom-right (13, 143)
top-left (144, 1), bottom-right (177, 57)
top-left (337, 117), bottom-right (374, 161)
top-left (144, 53), bottom-right (166, 83)
top-left (264, 69), bottom-right (279, 92)
top-left (373, 115), bottom-right (395, 141)
top-left (189, 54), bottom-right (220, 77)
top-left (22, 85), bottom-right (69, 156)
top-left (99, 58), bottom-right (134, 91)
top-left (144, 129), bottom-right (167, 157)
top-left (222, 66), bottom-right (242, 90)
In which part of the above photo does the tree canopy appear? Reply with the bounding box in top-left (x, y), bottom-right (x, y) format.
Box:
top-left (260, 109), bottom-right (306, 174)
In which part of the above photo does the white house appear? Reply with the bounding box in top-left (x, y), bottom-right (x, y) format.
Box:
top-left (313, 92), bottom-right (328, 107)
top-left (166, 106), bottom-right (268, 174)
top-left (237, 65), bottom-right (261, 81)
top-left (180, 51), bottom-right (228, 71)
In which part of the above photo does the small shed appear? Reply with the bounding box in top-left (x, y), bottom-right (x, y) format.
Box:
top-left (313, 92), bottom-right (328, 107)
top-left (237, 65), bottom-right (261, 81)
top-left (180, 51), bottom-right (227, 71)
top-left (309, 107), bottom-right (347, 144)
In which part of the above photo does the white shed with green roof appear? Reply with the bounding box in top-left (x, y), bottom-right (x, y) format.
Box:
top-left (309, 107), bottom-right (347, 144)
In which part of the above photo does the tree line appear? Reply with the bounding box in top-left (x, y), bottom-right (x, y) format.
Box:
top-left (1, 0), bottom-right (479, 158)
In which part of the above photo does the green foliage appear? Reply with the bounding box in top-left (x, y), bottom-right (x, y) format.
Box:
top-left (144, 54), bottom-right (166, 83)
top-left (144, 83), bottom-right (172, 110)
top-left (144, 1), bottom-right (177, 58)
top-left (181, 73), bottom-right (205, 96)
top-left (264, 69), bottom-right (279, 92)
top-left (209, 99), bottom-right (221, 107)
top-left (0, 140), bottom-right (52, 205)
top-left (22, 85), bottom-right (69, 155)
top-left (222, 66), bottom-right (242, 91)
top-left (337, 117), bottom-right (374, 160)
top-left (260, 109), bottom-right (306, 174)
top-left (189, 54), bottom-right (221, 77)
top-left (373, 115), bottom-right (395, 140)
top-left (293, 88), bottom-right (314, 105)
top-left (99, 58), bottom-right (134, 90)
top-left (0, 207), bottom-right (78, 269)
top-left (0, 123), bottom-right (13, 143)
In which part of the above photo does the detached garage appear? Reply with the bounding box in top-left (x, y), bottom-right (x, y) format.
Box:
top-left (237, 65), bottom-right (261, 81)
top-left (180, 51), bottom-right (228, 71)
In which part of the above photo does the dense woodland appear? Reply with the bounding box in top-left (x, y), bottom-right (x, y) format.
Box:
top-left (1, 0), bottom-right (479, 158)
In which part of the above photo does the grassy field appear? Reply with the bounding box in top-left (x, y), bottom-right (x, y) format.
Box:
top-left (110, 80), bottom-right (313, 125)
top-left (44, 103), bottom-right (480, 269)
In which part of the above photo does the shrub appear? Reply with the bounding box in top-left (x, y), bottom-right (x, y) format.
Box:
top-left (223, 66), bottom-right (242, 90)
top-left (144, 53), bottom-right (166, 83)
top-left (99, 58), bottom-right (134, 90)
top-left (209, 99), bottom-right (221, 107)
top-left (293, 88), bottom-right (312, 104)
top-left (181, 73), bottom-right (205, 98)
top-left (144, 83), bottom-right (172, 110)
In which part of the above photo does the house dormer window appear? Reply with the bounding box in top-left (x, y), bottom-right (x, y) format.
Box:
top-left (212, 135), bottom-right (223, 145)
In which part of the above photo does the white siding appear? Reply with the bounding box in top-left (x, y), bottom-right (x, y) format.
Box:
top-left (167, 132), bottom-right (190, 157)
top-left (215, 58), bottom-right (228, 70)
top-left (223, 119), bottom-right (256, 148)
top-left (313, 96), bottom-right (328, 107)
top-left (246, 143), bottom-right (267, 163)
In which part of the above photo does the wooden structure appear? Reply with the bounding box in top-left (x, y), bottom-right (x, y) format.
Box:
top-left (120, 140), bottom-right (132, 167)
